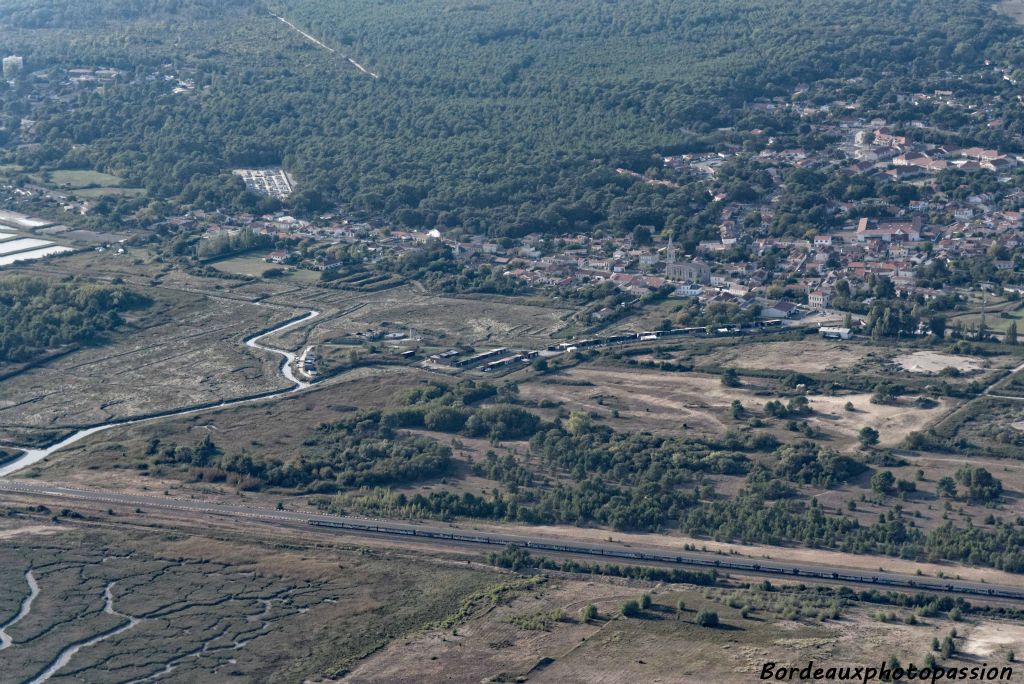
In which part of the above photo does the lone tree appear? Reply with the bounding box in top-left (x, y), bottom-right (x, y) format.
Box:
top-left (871, 470), bottom-right (896, 495)
top-left (936, 476), bottom-right (957, 498)
top-left (580, 604), bottom-right (598, 622)
top-left (1007, 322), bottom-right (1018, 346)
top-left (640, 593), bottom-right (652, 610)
top-left (696, 609), bottom-right (719, 627)
top-left (731, 400), bottom-right (745, 419)
top-left (859, 426), bottom-right (880, 448)
top-left (721, 368), bottom-right (740, 387)
top-left (566, 410), bottom-right (593, 436)
top-left (941, 635), bottom-right (956, 659)
top-left (621, 599), bottom-right (641, 618)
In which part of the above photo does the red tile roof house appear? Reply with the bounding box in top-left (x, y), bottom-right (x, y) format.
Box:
top-left (808, 290), bottom-right (831, 309)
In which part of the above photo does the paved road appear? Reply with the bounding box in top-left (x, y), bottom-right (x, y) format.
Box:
top-left (1, 480), bottom-right (1021, 603)
top-left (983, 357), bottom-right (1024, 401)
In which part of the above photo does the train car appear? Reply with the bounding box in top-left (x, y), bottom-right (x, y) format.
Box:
top-left (304, 520), bottom-right (1023, 602)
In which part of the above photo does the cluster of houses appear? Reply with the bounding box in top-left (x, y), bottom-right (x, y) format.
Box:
top-left (169, 61), bottom-right (1024, 322)
top-left (181, 161), bottom-right (1023, 323)
top-left (862, 135), bottom-right (1018, 180)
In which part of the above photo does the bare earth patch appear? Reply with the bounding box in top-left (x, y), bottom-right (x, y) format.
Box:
top-left (963, 622), bottom-right (1024, 657)
top-left (808, 393), bottom-right (958, 449)
top-left (0, 524), bottom-right (65, 540)
top-left (703, 338), bottom-right (877, 373)
top-left (520, 367), bottom-right (767, 435)
top-left (893, 351), bottom-right (984, 374)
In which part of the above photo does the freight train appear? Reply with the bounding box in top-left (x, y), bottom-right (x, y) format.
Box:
top-left (308, 518), bottom-right (1024, 601)
top-left (547, 319), bottom-right (786, 353)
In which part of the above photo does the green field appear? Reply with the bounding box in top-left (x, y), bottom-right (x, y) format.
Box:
top-left (43, 169), bottom-right (125, 188)
top-left (74, 186), bottom-right (147, 198)
top-left (948, 304), bottom-right (1024, 335)
top-left (22, 169), bottom-right (146, 198)
top-left (211, 255), bottom-right (320, 282)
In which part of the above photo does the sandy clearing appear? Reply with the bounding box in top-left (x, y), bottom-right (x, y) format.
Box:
top-left (894, 351), bottom-right (984, 374)
top-left (808, 393), bottom-right (958, 448)
top-left (521, 367), bottom-right (760, 434)
top-left (0, 524), bottom-right (64, 540)
top-left (963, 622), bottom-right (1024, 657)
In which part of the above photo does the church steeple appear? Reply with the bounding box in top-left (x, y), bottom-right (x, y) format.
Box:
top-left (666, 234), bottom-right (677, 264)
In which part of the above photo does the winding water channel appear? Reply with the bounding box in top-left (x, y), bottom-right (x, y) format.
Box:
top-left (0, 309), bottom-right (320, 478)
top-left (28, 582), bottom-right (140, 684)
top-left (0, 569), bottom-right (38, 650)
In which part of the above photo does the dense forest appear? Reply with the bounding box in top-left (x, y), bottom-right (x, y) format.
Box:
top-left (1, 0), bottom-right (1023, 243)
top-left (0, 276), bottom-right (150, 362)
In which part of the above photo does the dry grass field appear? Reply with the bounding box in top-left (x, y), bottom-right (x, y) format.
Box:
top-left (518, 365), bottom-right (956, 450)
top-left (270, 285), bottom-right (574, 346)
top-left (0, 289), bottom-right (292, 443)
top-left (696, 338), bottom-right (882, 374)
top-left (5, 512), bottom-right (1020, 684)
top-left (639, 336), bottom-right (1016, 381)
top-left (14, 366), bottom-right (430, 487)
top-left (349, 571), bottom-right (1024, 684)
top-left (520, 367), bottom-right (770, 435)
